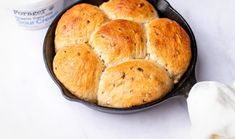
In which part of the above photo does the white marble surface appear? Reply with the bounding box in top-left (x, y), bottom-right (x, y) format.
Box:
top-left (0, 0), bottom-right (234, 139)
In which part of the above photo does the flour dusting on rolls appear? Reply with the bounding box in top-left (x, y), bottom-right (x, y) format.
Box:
top-left (100, 0), bottom-right (158, 23)
top-left (53, 44), bottom-right (103, 102)
top-left (55, 4), bottom-right (108, 52)
top-left (146, 18), bottom-right (192, 83)
top-left (98, 60), bottom-right (173, 108)
top-left (90, 19), bottom-right (146, 65)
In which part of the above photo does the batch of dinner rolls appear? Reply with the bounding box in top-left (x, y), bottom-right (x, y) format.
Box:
top-left (53, 0), bottom-right (192, 108)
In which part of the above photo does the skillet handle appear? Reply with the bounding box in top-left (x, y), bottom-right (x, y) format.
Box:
top-left (176, 71), bottom-right (197, 98)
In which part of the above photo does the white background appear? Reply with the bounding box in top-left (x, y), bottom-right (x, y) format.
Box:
top-left (0, 0), bottom-right (235, 139)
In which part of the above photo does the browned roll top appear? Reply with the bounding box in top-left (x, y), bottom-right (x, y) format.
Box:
top-left (53, 2), bottom-right (192, 108)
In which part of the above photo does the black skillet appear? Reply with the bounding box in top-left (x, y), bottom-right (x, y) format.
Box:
top-left (43, 0), bottom-right (197, 114)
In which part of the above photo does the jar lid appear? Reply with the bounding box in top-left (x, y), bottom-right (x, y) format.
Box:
top-left (7, 0), bottom-right (58, 10)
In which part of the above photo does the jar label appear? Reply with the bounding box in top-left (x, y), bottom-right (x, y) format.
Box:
top-left (13, 0), bottom-right (63, 29)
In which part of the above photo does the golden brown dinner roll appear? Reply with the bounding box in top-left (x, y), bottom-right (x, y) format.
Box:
top-left (100, 0), bottom-right (158, 23)
top-left (146, 18), bottom-right (192, 83)
top-left (54, 3), bottom-right (108, 52)
top-left (53, 44), bottom-right (103, 102)
top-left (97, 60), bottom-right (173, 108)
top-left (90, 19), bottom-right (146, 65)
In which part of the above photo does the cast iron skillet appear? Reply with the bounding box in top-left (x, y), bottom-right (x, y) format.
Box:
top-left (43, 0), bottom-right (197, 114)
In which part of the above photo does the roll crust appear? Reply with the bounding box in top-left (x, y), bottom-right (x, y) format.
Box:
top-left (100, 0), bottom-right (158, 23)
top-left (146, 18), bottom-right (192, 83)
top-left (55, 4), bottom-right (108, 52)
top-left (52, 3), bottom-right (192, 107)
top-left (53, 44), bottom-right (103, 102)
top-left (98, 60), bottom-right (173, 108)
top-left (90, 19), bottom-right (146, 65)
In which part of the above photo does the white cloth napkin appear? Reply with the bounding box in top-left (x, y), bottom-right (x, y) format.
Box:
top-left (187, 81), bottom-right (235, 139)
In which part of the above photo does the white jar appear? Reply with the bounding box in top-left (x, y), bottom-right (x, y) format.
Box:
top-left (9, 0), bottom-right (64, 29)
